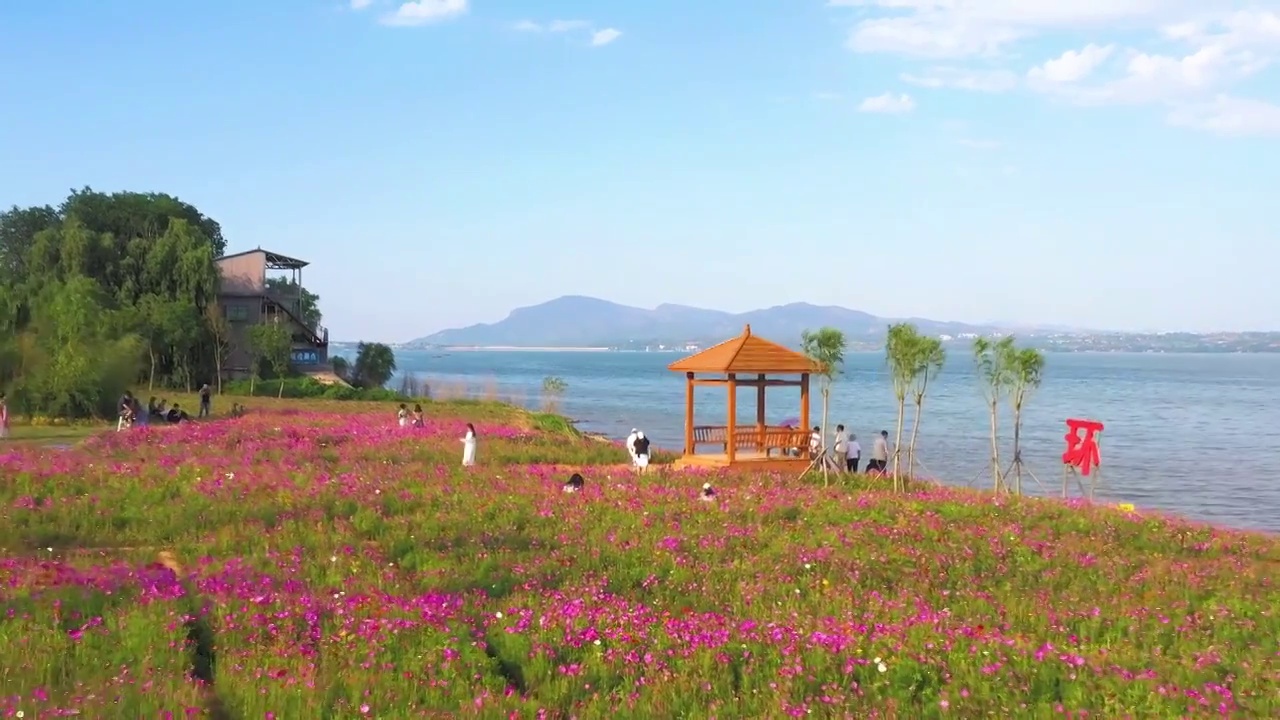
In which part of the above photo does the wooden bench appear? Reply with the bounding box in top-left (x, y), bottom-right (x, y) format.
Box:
top-left (693, 426), bottom-right (728, 444)
top-left (692, 426), bottom-right (808, 456)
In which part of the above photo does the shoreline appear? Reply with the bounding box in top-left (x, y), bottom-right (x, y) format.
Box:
top-left (439, 346), bottom-right (612, 352)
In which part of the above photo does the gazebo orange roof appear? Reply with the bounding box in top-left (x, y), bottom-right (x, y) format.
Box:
top-left (667, 325), bottom-right (820, 374)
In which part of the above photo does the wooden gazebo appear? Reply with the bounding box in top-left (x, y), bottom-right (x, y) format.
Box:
top-left (667, 324), bottom-right (819, 471)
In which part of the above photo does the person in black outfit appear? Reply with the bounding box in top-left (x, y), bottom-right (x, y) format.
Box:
top-left (198, 384), bottom-right (212, 418)
top-left (166, 403), bottom-right (190, 424)
top-left (117, 391), bottom-right (135, 430)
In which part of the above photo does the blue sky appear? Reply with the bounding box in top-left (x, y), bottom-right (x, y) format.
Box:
top-left (2, 0), bottom-right (1278, 340)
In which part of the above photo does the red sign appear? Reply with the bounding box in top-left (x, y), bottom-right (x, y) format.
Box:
top-left (1062, 419), bottom-right (1104, 476)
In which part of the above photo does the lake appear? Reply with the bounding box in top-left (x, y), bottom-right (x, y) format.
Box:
top-left (386, 350), bottom-right (1280, 533)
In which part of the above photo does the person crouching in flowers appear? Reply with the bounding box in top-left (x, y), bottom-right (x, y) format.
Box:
top-left (700, 482), bottom-right (716, 502)
top-left (563, 473), bottom-right (584, 493)
top-left (396, 403), bottom-right (408, 428)
top-left (461, 423), bottom-right (477, 466)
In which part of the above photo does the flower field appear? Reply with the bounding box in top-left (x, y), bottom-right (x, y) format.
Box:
top-left (1, 402), bottom-right (1277, 718)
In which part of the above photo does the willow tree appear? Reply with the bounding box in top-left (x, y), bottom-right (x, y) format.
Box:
top-left (1001, 341), bottom-right (1046, 495)
top-left (801, 326), bottom-right (847, 484)
top-left (885, 323), bottom-right (924, 491)
top-left (906, 335), bottom-right (946, 478)
top-left (972, 336), bottom-right (1013, 493)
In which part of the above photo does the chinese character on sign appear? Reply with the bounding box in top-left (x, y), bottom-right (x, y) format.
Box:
top-left (1062, 418), bottom-right (1104, 476)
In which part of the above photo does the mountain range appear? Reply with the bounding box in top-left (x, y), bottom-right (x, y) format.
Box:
top-left (408, 296), bottom-right (1010, 348)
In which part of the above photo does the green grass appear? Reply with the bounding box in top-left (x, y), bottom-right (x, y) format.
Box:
top-left (2, 398), bottom-right (1273, 717)
top-left (2, 424), bottom-right (102, 447)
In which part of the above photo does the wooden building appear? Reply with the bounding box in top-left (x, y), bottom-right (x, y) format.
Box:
top-left (214, 249), bottom-right (329, 379)
top-left (668, 324), bottom-right (819, 472)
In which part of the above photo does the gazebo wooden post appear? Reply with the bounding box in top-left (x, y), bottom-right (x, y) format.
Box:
top-left (756, 373), bottom-right (766, 452)
top-left (726, 372), bottom-right (737, 463)
top-left (684, 372), bottom-right (695, 455)
top-left (800, 373), bottom-right (811, 435)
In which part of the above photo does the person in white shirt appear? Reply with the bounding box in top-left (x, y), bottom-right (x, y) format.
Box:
top-left (461, 423), bottom-right (477, 466)
top-left (870, 430), bottom-right (890, 473)
top-left (625, 428), bottom-right (639, 465)
top-left (808, 426), bottom-right (822, 459)
top-left (847, 433), bottom-right (862, 473)
top-left (832, 424), bottom-right (849, 470)
top-left (633, 432), bottom-right (651, 473)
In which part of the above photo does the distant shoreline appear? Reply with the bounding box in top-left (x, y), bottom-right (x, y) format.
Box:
top-left (438, 346), bottom-right (612, 352)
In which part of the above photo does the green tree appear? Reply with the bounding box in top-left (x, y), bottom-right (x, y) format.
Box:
top-left (58, 187), bottom-right (226, 256)
top-left (8, 277), bottom-right (142, 418)
top-left (541, 375), bottom-right (568, 412)
top-left (266, 277), bottom-right (322, 329)
top-left (906, 334), bottom-right (946, 478)
top-left (205, 304), bottom-right (233, 394)
top-left (0, 204), bottom-right (58, 285)
top-left (973, 336), bottom-right (1014, 493)
top-left (1000, 341), bottom-right (1046, 495)
top-left (248, 320), bottom-right (292, 397)
top-left (332, 356), bottom-right (351, 383)
top-left (800, 326), bottom-right (847, 484)
top-left (885, 323), bottom-right (925, 491)
top-left (352, 342), bottom-right (397, 389)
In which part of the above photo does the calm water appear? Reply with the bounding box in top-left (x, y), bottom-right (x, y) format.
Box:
top-left (391, 350), bottom-right (1280, 533)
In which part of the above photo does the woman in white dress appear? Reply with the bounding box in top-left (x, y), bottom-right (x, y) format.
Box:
top-left (461, 423), bottom-right (477, 466)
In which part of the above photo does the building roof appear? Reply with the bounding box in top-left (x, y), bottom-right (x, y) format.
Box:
top-left (668, 325), bottom-right (821, 374)
top-left (215, 248), bottom-right (309, 270)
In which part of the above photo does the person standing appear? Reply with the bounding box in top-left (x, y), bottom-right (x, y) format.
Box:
top-left (0, 392), bottom-right (9, 439)
top-left (633, 431), bottom-right (651, 473)
top-left (832, 424), bottom-right (849, 471)
top-left (198, 384), bottom-right (212, 418)
top-left (870, 430), bottom-right (890, 473)
top-left (626, 428), bottom-right (639, 466)
top-left (847, 433), bottom-right (862, 473)
top-left (461, 423), bottom-right (477, 466)
top-left (808, 426), bottom-right (822, 459)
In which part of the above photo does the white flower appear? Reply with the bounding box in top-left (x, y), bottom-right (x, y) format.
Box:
top-left (593, 639), bottom-right (601, 646)
top-left (46, 547), bottom-right (53, 552)
top-left (877, 662), bottom-right (887, 673)
top-left (495, 611), bottom-right (503, 619)
top-left (330, 555), bottom-right (337, 563)
top-left (873, 656), bottom-right (881, 663)
top-left (804, 563), bottom-right (811, 570)
top-left (18, 711), bottom-right (25, 718)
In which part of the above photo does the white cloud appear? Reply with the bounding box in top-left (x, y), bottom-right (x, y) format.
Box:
top-left (1027, 44), bottom-right (1114, 84)
top-left (350, 0), bottom-right (373, 10)
top-left (1029, 12), bottom-right (1280, 107)
top-left (1167, 95), bottom-right (1280, 136)
top-left (901, 66), bottom-right (1019, 92)
top-left (591, 28), bottom-right (622, 47)
top-left (828, 0), bottom-right (1201, 58)
top-left (514, 19), bottom-right (590, 33)
top-left (380, 0), bottom-right (467, 27)
top-left (858, 92), bottom-right (916, 113)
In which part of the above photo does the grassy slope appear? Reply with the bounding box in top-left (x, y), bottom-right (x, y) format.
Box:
top-left (0, 396), bottom-right (1275, 718)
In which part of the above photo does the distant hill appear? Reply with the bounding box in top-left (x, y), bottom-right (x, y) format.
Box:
top-left (407, 296), bottom-right (1002, 348)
